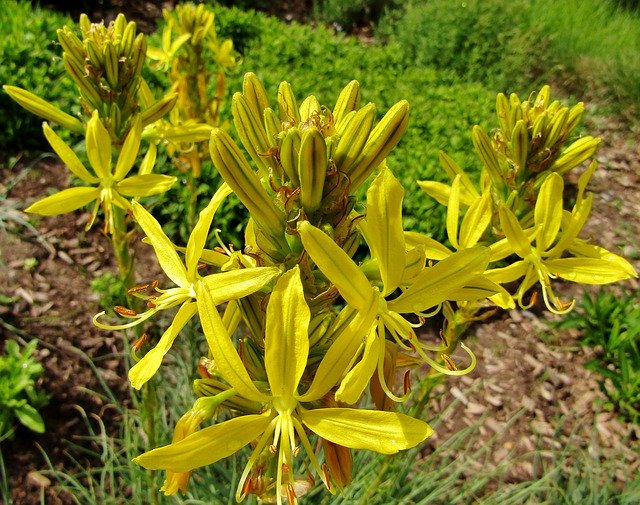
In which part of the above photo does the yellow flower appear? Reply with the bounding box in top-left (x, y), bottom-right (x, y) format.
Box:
top-left (94, 183), bottom-right (281, 389)
top-left (25, 112), bottom-right (176, 234)
top-left (133, 267), bottom-right (433, 504)
top-left (486, 169), bottom-right (637, 313)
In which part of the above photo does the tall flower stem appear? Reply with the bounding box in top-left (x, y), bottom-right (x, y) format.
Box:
top-left (110, 206), bottom-right (160, 504)
top-left (110, 206), bottom-right (135, 293)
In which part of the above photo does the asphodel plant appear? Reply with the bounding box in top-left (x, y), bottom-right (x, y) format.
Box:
top-left (7, 10), bottom-right (636, 501)
top-left (418, 86), bottom-right (637, 355)
top-left (3, 13), bottom-right (182, 289)
top-left (144, 2), bottom-right (237, 234)
top-left (146, 2), bottom-right (236, 178)
top-left (95, 73), bottom-right (519, 503)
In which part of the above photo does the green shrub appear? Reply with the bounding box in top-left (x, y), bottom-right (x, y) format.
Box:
top-left (557, 288), bottom-right (640, 423)
top-left (312, 0), bottom-right (397, 32)
top-left (0, 1), bottom-right (76, 152)
top-left (375, 0), bottom-right (551, 94)
top-left (0, 339), bottom-right (49, 439)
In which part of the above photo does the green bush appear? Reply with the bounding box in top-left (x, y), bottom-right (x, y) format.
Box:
top-left (375, 0), bottom-right (551, 94)
top-left (0, 0), bottom-right (76, 152)
top-left (312, 0), bottom-right (397, 32)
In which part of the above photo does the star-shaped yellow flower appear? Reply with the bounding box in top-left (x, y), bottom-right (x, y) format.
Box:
top-left (133, 267), bottom-right (432, 504)
top-left (25, 112), bottom-right (176, 234)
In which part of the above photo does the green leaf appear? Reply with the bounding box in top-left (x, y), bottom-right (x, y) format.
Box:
top-left (15, 404), bottom-right (45, 433)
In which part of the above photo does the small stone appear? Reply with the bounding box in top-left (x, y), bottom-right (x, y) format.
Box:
top-left (27, 470), bottom-right (50, 489)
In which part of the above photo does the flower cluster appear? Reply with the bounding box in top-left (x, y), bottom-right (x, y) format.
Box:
top-left (95, 75), bottom-right (636, 504)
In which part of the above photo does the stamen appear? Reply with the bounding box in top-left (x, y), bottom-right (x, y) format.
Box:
top-left (403, 370), bottom-right (412, 394)
top-left (269, 444), bottom-right (277, 454)
top-left (132, 333), bottom-right (148, 353)
top-left (286, 483), bottom-right (297, 505)
top-left (128, 282), bottom-right (151, 294)
top-left (439, 329), bottom-right (449, 348)
top-left (197, 360), bottom-right (211, 379)
top-left (114, 306), bottom-right (138, 317)
top-left (441, 354), bottom-right (458, 372)
top-left (321, 464), bottom-right (331, 490)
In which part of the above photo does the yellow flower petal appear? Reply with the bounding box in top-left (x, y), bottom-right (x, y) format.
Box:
top-left (298, 221), bottom-right (374, 313)
top-left (116, 174), bottom-right (177, 197)
top-left (133, 413), bottom-right (273, 473)
top-left (42, 123), bottom-right (98, 183)
top-left (302, 408), bottom-right (433, 454)
top-left (534, 173), bottom-right (563, 251)
top-left (25, 187), bottom-right (100, 215)
top-left (86, 111), bottom-right (112, 179)
top-left (185, 183), bottom-right (232, 279)
top-left (362, 168), bottom-right (406, 295)
top-left (197, 285), bottom-right (267, 403)
top-left (113, 116), bottom-right (143, 181)
top-left (199, 267), bottom-right (281, 305)
top-left (132, 201), bottom-right (188, 287)
top-left (546, 257), bottom-right (637, 284)
top-left (446, 174), bottom-right (461, 250)
top-left (459, 191), bottom-right (492, 249)
top-left (129, 301), bottom-right (197, 389)
top-left (388, 247), bottom-right (490, 314)
top-left (334, 323), bottom-right (379, 404)
top-left (498, 205), bottom-right (532, 258)
top-left (298, 302), bottom-right (377, 402)
top-left (265, 267), bottom-right (309, 397)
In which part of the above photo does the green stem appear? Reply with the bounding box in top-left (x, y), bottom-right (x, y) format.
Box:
top-left (142, 378), bottom-right (159, 505)
top-left (0, 440), bottom-right (11, 505)
top-left (110, 208), bottom-right (159, 503)
top-left (186, 173), bottom-right (198, 236)
top-left (110, 206), bottom-right (135, 292)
